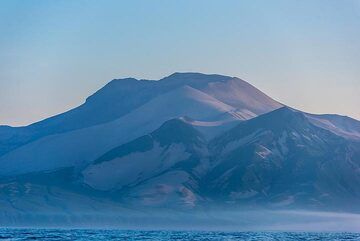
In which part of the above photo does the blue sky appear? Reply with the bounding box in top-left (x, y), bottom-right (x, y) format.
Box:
top-left (0, 0), bottom-right (359, 126)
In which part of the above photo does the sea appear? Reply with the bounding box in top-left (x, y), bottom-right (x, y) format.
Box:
top-left (0, 229), bottom-right (359, 241)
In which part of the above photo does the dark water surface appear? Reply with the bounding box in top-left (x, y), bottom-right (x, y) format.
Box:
top-left (0, 229), bottom-right (359, 240)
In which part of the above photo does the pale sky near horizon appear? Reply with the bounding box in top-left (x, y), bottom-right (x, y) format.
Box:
top-left (0, 0), bottom-right (359, 126)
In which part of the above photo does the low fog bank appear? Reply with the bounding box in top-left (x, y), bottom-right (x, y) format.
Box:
top-left (1, 209), bottom-right (360, 232)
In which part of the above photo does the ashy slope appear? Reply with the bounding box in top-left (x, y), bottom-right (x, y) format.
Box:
top-left (82, 118), bottom-right (209, 208)
top-left (0, 107), bottom-right (360, 214)
top-left (0, 119), bottom-right (208, 213)
top-left (83, 107), bottom-right (360, 211)
top-left (204, 107), bottom-right (360, 209)
top-left (0, 167), bottom-right (143, 223)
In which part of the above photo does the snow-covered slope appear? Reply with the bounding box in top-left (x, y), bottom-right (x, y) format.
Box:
top-left (0, 72), bottom-right (282, 157)
top-left (1, 72), bottom-right (359, 215)
top-left (204, 107), bottom-right (360, 208)
top-left (200, 77), bottom-right (283, 117)
top-left (82, 119), bottom-right (208, 208)
top-left (79, 108), bottom-right (360, 210)
top-left (305, 113), bottom-right (360, 140)
top-left (0, 86), bottom-right (239, 176)
top-left (0, 78), bottom-right (157, 157)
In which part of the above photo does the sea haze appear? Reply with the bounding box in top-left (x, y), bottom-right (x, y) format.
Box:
top-left (0, 229), bottom-right (360, 241)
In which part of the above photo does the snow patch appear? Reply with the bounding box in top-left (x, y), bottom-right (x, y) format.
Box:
top-left (82, 143), bottom-right (190, 191)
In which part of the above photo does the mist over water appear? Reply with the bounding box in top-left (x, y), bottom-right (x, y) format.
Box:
top-left (1, 229), bottom-right (360, 241)
top-left (2, 209), bottom-right (360, 233)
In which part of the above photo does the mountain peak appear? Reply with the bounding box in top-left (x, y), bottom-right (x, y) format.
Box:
top-left (108, 77), bottom-right (140, 83)
top-left (92, 118), bottom-right (204, 165)
top-left (160, 72), bottom-right (232, 83)
top-left (151, 118), bottom-right (204, 146)
top-left (246, 106), bottom-right (308, 129)
top-left (213, 106), bottom-right (309, 145)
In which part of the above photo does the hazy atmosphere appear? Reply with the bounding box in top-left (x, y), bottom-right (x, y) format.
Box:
top-left (0, 0), bottom-right (359, 126)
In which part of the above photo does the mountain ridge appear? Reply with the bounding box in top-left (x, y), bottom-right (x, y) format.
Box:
top-left (0, 72), bottom-right (282, 157)
top-left (0, 72), bottom-right (359, 217)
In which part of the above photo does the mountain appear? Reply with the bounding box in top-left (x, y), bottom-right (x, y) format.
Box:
top-left (0, 72), bottom-right (359, 224)
top-left (82, 119), bottom-right (208, 208)
top-left (0, 85), bottom-right (240, 176)
top-left (0, 73), bottom-right (281, 158)
top-left (78, 108), bottom-right (360, 210)
top-left (0, 73), bottom-right (283, 176)
top-left (305, 113), bottom-right (360, 140)
top-left (0, 119), bottom-right (208, 222)
top-left (200, 77), bottom-right (282, 117)
top-left (204, 107), bottom-right (360, 210)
